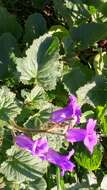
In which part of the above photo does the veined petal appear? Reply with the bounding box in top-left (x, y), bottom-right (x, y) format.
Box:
top-left (46, 148), bottom-right (75, 176)
top-left (15, 135), bottom-right (33, 152)
top-left (50, 106), bottom-right (73, 123)
top-left (86, 119), bottom-right (97, 134)
top-left (84, 132), bottom-right (97, 154)
top-left (84, 119), bottom-right (97, 154)
top-left (75, 106), bottom-right (81, 124)
top-left (50, 95), bottom-right (81, 124)
top-left (66, 128), bottom-right (86, 142)
top-left (32, 138), bottom-right (49, 158)
top-left (69, 95), bottom-right (81, 123)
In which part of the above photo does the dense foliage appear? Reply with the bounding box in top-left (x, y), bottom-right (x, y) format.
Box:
top-left (0, 0), bottom-right (107, 189)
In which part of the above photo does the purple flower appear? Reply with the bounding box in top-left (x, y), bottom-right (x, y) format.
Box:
top-left (32, 138), bottom-right (49, 159)
top-left (46, 148), bottom-right (75, 176)
top-left (66, 119), bottom-right (97, 154)
top-left (50, 95), bottom-right (81, 124)
top-left (16, 135), bottom-right (48, 158)
top-left (15, 135), bottom-right (75, 175)
top-left (15, 135), bottom-right (34, 152)
top-left (84, 119), bottom-right (97, 154)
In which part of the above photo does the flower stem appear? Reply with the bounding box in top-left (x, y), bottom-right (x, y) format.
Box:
top-left (60, 176), bottom-right (65, 190)
top-left (9, 120), bottom-right (64, 137)
top-left (56, 167), bottom-right (61, 190)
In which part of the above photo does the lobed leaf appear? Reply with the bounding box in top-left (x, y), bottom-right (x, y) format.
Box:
top-left (0, 146), bottom-right (48, 182)
top-left (75, 144), bottom-right (103, 170)
top-left (23, 177), bottom-right (47, 190)
top-left (96, 105), bottom-right (107, 135)
top-left (24, 109), bottom-right (52, 130)
top-left (63, 58), bottom-right (93, 95)
top-left (76, 76), bottom-right (107, 106)
top-left (24, 85), bottom-right (50, 110)
top-left (17, 33), bottom-right (61, 90)
top-left (0, 86), bottom-right (21, 126)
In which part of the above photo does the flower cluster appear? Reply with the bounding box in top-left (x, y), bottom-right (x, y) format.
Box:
top-left (16, 135), bottom-right (75, 176)
top-left (15, 95), bottom-right (98, 175)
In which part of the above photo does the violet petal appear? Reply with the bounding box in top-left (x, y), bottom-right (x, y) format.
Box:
top-left (15, 135), bottom-right (33, 152)
top-left (86, 119), bottom-right (97, 133)
top-left (84, 119), bottom-right (97, 154)
top-left (50, 106), bottom-right (73, 123)
top-left (84, 132), bottom-right (97, 154)
top-left (32, 138), bottom-right (49, 159)
top-left (50, 95), bottom-right (81, 124)
top-left (46, 148), bottom-right (75, 176)
top-left (66, 128), bottom-right (86, 142)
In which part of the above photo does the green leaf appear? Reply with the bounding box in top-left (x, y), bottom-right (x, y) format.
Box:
top-left (76, 80), bottom-right (96, 107)
top-left (49, 25), bottom-right (69, 40)
top-left (0, 86), bottom-right (21, 126)
top-left (0, 128), bottom-right (12, 164)
top-left (48, 82), bottom-right (68, 107)
top-left (0, 7), bottom-right (22, 39)
top-left (101, 53), bottom-right (107, 79)
top-left (53, 0), bottom-right (89, 27)
top-left (76, 76), bottom-right (107, 106)
top-left (37, 36), bottom-right (61, 90)
top-left (72, 23), bottom-right (107, 48)
top-left (96, 105), bottom-right (107, 120)
top-left (0, 146), bottom-right (48, 182)
top-left (93, 52), bottom-right (107, 77)
top-left (45, 133), bottom-right (64, 151)
top-left (88, 5), bottom-right (97, 15)
top-left (63, 58), bottom-right (93, 94)
top-left (53, 0), bottom-right (73, 26)
top-left (93, 52), bottom-right (105, 75)
top-left (2, 177), bottom-right (46, 190)
top-left (0, 176), bottom-right (5, 189)
top-left (4, 182), bottom-right (20, 190)
top-left (63, 68), bottom-right (87, 94)
top-left (75, 144), bottom-right (103, 170)
top-left (100, 2), bottom-right (107, 17)
top-left (33, 132), bottom-right (64, 152)
top-left (24, 85), bottom-right (50, 110)
top-left (16, 105), bottom-right (32, 125)
top-left (96, 105), bottom-right (107, 135)
top-left (17, 33), bottom-right (61, 90)
top-left (24, 107), bottom-right (53, 130)
top-left (81, 110), bottom-right (94, 123)
top-left (23, 177), bottom-right (47, 190)
top-left (101, 117), bottom-right (107, 135)
top-left (24, 13), bottom-right (47, 45)
top-left (0, 33), bottom-right (18, 79)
